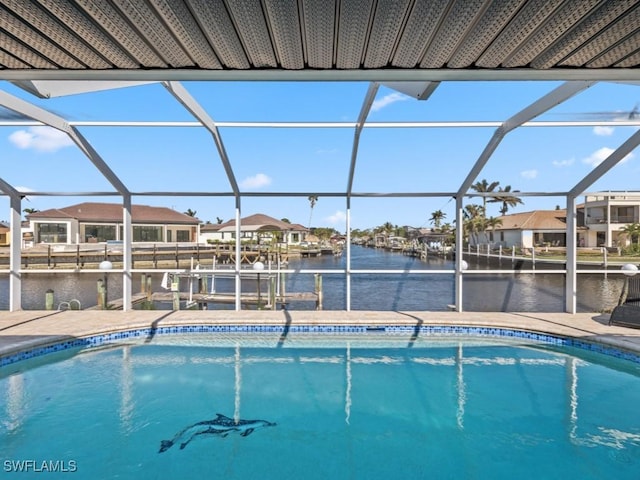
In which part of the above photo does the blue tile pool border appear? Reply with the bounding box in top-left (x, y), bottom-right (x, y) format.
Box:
top-left (2, 324), bottom-right (640, 367)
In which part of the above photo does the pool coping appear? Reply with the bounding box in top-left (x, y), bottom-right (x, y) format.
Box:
top-left (1, 310), bottom-right (640, 365)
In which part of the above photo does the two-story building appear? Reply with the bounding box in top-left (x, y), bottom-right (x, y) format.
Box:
top-left (582, 193), bottom-right (640, 247)
top-left (25, 202), bottom-right (200, 245)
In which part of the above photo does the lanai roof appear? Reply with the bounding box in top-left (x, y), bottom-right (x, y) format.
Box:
top-left (1, 1), bottom-right (638, 79)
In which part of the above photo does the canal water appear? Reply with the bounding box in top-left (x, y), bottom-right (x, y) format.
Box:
top-left (0, 245), bottom-right (624, 312)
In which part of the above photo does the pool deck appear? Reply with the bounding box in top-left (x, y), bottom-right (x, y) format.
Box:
top-left (1, 310), bottom-right (640, 359)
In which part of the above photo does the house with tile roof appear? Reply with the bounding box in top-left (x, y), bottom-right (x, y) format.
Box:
top-left (489, 194), bottom-right (640, 249)
top-left (200, 213), bottom-right (309, 245)
top-left (26, 202), bottom-right (200, 244)
top-left (0, 221), bottom-right (9, 247)
top-left (488, 209), bottom-right (587, 249)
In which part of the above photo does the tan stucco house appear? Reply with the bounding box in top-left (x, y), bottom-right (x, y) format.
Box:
top-left (200, 213), bottom-right (309, 245)
top-left (26, 202), bottom-right (200, 244)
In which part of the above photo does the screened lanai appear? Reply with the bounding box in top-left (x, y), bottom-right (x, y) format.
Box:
top-left (1, 0), bottom-right (640, 312)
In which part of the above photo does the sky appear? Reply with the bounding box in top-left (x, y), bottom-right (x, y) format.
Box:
top-left (1, 79), bottom-right (639, 232)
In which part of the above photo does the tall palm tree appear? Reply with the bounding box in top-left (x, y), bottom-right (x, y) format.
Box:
top-left (308, 195), bottom-right (318, 227)
top-left (184, 208), bottom-right (197, 217)
top-left (490, 185), bottom-right (524, 215)
top-left (471, 179), bottom-right (500, 214)
top-left (429, 210), bottom-right (446, 229)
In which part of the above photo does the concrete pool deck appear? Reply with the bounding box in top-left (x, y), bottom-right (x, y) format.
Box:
top-left (1, 310), bottom-right (640, 360)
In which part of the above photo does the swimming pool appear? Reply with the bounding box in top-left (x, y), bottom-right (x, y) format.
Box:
top-left (1, 329), bottom-right (639, 479)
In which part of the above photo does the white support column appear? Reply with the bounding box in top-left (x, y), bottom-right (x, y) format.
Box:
top-left (122, 196), bottom-right (133, 311)
top-left (9, 195), bottom-right (22, 311)
top-left (455, 196), bottom-right (464, 312)
top-left (346, 198), bottom-right (351, 311)
top-left (565, 195), bottom-right (577, 313)
top-left (235, 201), bottom-right (242, 311)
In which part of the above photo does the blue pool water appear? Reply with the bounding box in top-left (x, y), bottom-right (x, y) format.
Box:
top-left (1, 333), bottom-right (640, 479)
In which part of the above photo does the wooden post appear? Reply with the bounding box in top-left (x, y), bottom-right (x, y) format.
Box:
top-left (171, 274), bottom-right (180, 311)
top-left (175, 243), bottom-right (179, 268)
top-left (47, 244), bottom-right (51, 268)
top-left (269, 275), bottom-right (276, 309)
top-left (153, 244), bottom-right (157, 268)
top-left (315, 274), bottom-right (323, 310)
top-left (140, 274), bottom-right (145, 293)
top-left (45, 289), bottom-right (54, 310)
top-left (97, 279), bottom-right (106, 309)
top-left (532, 246), bottom-right (536, 269)
top-left (76, 244), bottom-right (80, 268)
top-left (146, 275), bottom-right (152, 302)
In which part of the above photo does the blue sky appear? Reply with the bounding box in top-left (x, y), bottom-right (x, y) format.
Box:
top-left (1, 80), bottom-right (638, 231)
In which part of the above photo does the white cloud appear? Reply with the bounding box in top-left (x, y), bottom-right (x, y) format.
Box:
top-left (520, 169), bottom-right (538, 179)
top-left (371, 92), bottom-right (409, 112)
top-left (552, 158), bottom-right (575, 167)
top-left (582, 147), bottom-right (634, 167)
top-left (239, 173), bottom-right (272, 189)
top-left (593, 126), bottom-right (614, 136)
top-left (316, 148), bottom-right (338, 155)
top-left (326, 210), bottom-right (346, 224)
top-left (8, 126), bottom-right (73, 152)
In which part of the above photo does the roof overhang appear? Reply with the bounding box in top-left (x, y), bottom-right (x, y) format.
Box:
top-left (1, 1), bottom-right (638, 84)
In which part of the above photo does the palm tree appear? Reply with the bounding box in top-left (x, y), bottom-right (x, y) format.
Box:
top-left (308, 195), bottom-right (318, 227)
top-left (620, 223), bottom-right (640, 247)
top-left (463, 204), bottom-right (485, 220)
top-left (471, 179), bottom-right (500, 214)
top-left (184, 208), bottom-right (197, 217)
top-left (464, 216), bottom-right (486, 245)
top-left (490, 185), bottom-right (524, 215)
top-left (429, 210), bottom-right (446, 229)
top-left (23, 208), bottom-right (39, 215)
top-left (485, 216), bottom-right (503, 243)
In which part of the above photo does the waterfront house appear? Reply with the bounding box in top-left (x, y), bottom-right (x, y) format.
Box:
top-left (200, 213), bottom-right (309, 246)
top-left (583, 193), bottom-right (640, 247)
top-left (0, 221), bottom-right (9, 247)
top-left (487, 193), bottom-right (640, 249)
top-left (26, 202), bottom-right (200, 245)
top-left (489, 209), bottom-right (587, 249)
